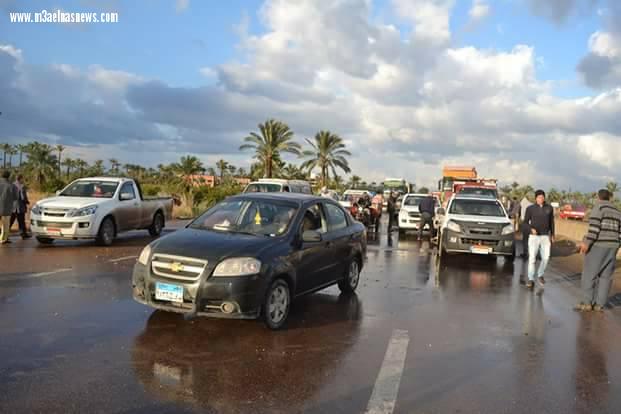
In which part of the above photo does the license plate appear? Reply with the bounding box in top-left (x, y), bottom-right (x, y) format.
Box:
top-left (46, 227), bottom-right (61, 234)
top-left (155, 282), bottom-right (183, 303)
top-left (471, 245), bottom-right (492, 255)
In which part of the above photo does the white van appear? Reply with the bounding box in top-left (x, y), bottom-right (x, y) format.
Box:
top-left (339, 189), bottom-right (372, 209)
top-left (243, 179), bottom-right (312, 194)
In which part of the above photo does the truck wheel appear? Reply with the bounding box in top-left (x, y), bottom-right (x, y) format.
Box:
top-left (149, 212), bottom-right (165, 237)
top-left (36, 237), bottom-right (54, 245)
top-left (97, 217), bottom-right (115, 246)
top-left (262, 279), bottom-right (291, 330)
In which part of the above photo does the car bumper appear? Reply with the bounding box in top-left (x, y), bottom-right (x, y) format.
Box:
top-left (30, 215), bottom-right (98, 239)
top-left (132, 263), bottom-right (266, 319)
top-left (399, 217), bottom-right (423, 229)
top-left (442, 229), bottom-right (514, 255)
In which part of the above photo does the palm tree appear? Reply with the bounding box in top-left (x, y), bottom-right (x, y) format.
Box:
top-left (240, 119), bottom-right (301, 178)
top-left (17, 144), bottom-right (28, 167)
top-left (75, 159), bottom-right (88, 176)
top-left (23, 142), bottom-right (57, 188)
top-left (1, 143), bottom-right (11, 169)
top-left (6, 145), bottom-right (17, 168)
top-left (172, 156), bottom-right (205, 178)
top-left (281, 163), bottom-right (306, 180)
top-left (216, 159), bottom-right (230, 183)
top-left (109, 158), bottom-right (121, 176)
top-left (606, 181), bottom-right (619, 198)
top-left (91, 160), bottom-right (105, 176)
top-left (55, 144), bottom-right (66, 176)
top-left (206, 167), bottom-right (217, 177)
top-left (62, 158), bottom-right (74, 178)
top-left (237, 167), bottom-right (248, 178)
top-left (301, 131), bottom-right (351, 187)
top-left (349, 175), bottom-right (362, 189)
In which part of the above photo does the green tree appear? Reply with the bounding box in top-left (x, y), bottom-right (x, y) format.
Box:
top-left (17, 144), bottom-right (28, 167)
top-left (349, 175), bottom-right (362, 189)
top-left (55, 144), bottom-right (66, 176)
top-left (109, 158), bottom-right (121, 176)
top-left (90, 160), bottom-right (105, 176)
top-left (172, 156), bottom-right (205, 179)
top-left (240, 119), bottom-right (301, 178)
top-left (6, 145), bottom-right (17, 168)
top-left (281, 163), bottom-right (306, 180)
top-left (23, 142), bottom-right (57, 189)
top-left (216, 159), bottom-right (230, 183)
top-left (1, 143), bottom-right (11, 169)
top-left (75, 159), bottom-right (88, 176)
top-left (301, 131), bottom-right (351, 187)
top-left (606, 181), bottom-right (619, 197)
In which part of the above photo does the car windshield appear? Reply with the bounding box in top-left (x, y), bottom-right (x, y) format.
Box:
top-left (449, 199), bottom-right (506, 217)
top-left (189, 199), bottom-right (297, 236)
top-left (403, 196), bottom-right (426, 206)
top-left (244, 183), bottom-right (283, 193)
top-left (59, 181), bottom-right (119, 198)
top-left (459, 187), bottom-right (498, 198)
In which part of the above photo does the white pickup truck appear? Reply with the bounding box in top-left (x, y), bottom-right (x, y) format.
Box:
top-left (30, 177), bottom-right (174, 246)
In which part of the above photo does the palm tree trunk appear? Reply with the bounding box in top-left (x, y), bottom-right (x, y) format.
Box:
top-left (19, 151), bottom-right (23, 167)
top-left (266, 155), bottom-right (272, 178)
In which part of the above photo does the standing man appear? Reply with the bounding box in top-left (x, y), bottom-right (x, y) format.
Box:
top-left (523, 190), bottom-right (555, 289)
top-left (575, 189), bottom-right (621, 312)
top-left (418, 194), bottom-right (436, 241)
top-left (0, 170), bottom-right (18, 245)
top-left (10, 174), bottom-right (31, 239)
top-left (387, 191), bottom-right (398, 232)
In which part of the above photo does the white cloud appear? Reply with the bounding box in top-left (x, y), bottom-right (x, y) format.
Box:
top-left (468, 0), bottom-right (490, 23)
top-left (199, 67), bottom-right (217, 78)
top-left (176, 0), bottom-right (189, 13)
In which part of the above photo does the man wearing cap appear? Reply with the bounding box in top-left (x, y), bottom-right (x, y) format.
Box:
top-left (523, 189), bottom-right (555, 289)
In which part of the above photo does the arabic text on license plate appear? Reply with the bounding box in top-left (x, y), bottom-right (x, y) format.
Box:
top-left (471, 245), bottom-right (492, 255)
top-left (155, 282), bottom-right (183, 303)
top-left (46, 227), bottom-right (61, 234)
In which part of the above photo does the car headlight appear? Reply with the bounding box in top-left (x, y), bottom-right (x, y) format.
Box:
top-left (501, 224), bottom-right (515, 235)
top-left (137, 244), bottom-right (152, 265)
top-left (447, 220), bottom-right (461, 233)
top-left (31, 204), bottom-right (41, 215)
top-left (213, 258), bottom-right (261, 277)
top-left (67, 205), bottom-right (98, 217)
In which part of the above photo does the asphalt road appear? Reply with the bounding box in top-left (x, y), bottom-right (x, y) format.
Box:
top-left (1, 220), bottom-right (621, 413)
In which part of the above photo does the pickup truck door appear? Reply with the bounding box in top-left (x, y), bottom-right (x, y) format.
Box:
top-left (116, 181), bottom-right (140, 231)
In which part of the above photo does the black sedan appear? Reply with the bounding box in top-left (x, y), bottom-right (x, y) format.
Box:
top-left (132, 193), bottom-right (367, 329)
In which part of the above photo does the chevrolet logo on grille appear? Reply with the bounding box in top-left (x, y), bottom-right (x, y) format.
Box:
top-left (170, 262), bottom-right (185, 273)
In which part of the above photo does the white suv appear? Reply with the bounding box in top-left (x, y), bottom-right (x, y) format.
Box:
top-left (439, 194), bottom-right (514, 256)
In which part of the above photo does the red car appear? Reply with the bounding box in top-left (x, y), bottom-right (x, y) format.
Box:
top-left (559, 204), bottom-right (586, 220)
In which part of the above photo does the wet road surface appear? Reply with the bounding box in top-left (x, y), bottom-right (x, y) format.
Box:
top-left (1, 220), bottom-right (621, 413)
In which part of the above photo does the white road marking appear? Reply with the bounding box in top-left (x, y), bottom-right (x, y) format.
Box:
top-left (0, 268), bottom-right (73, 281)
top-left (108, 255), bottom-right (138, 263)
top-left (365, 329), bottom-right (410, 414)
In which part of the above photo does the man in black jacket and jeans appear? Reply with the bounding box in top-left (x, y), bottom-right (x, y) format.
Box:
top-left (523, 190), bottom-right (555, 289)
top-left (418, 194), bottom-right (436, 240)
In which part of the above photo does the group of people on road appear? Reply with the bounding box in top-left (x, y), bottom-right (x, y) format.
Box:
top-left (0, 170), bottom-right (31, 245)
top-left (511, 188), bottom-right (621, 312)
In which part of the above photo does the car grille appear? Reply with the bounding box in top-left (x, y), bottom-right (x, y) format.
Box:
top-left (37, 221), bottom-right (73, 228)
top-left (151, 254), bottom-right (208, 281)
top-left (408, 212), bottom-right (421, 218)
top-left (42, 208), bottom-right (71, 218)
top-left (461, 238), bottom-right (498, 247)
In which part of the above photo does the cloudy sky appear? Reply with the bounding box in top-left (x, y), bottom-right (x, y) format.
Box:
top-left (1, 0), bottom-right (621, 190)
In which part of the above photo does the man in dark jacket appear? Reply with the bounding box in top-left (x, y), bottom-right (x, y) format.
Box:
top-left (575, 189), bottom-right (621, 312)
top-left (0, 170), bottom-right (18, 245)
top-left (387, 192), bottom-right (398, 232)
top-left (418, 194), bottom-right (436, 240)
top-left (523, 190), bottom-right (555, 289)
top-left (10, 174), bottom-right (31, 239)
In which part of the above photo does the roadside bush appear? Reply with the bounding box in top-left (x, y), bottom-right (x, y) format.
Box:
top-left (141, 184), bottom-right (162, 196)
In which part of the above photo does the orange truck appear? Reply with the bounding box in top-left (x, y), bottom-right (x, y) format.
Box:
top-left (437, 166), bottom-right (498, 207)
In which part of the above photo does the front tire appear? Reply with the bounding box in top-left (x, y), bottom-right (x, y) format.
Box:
top-left (149, 212), bottom-right (165, 237)
top-left (97, 217), bottom-right (115, 246)
top-left (338, 259), bottom-right (361, 294)
top-left (36, 236), bottom-right (54, 245)
top-left (262, 279), bottom-right (291, 330)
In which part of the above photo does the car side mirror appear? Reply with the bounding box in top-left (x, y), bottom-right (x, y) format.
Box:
top-left (437, 208), bottom-right (446, 215)
top-left (120, 192), bottom-right (134, 201)
top-left (302, 230), bottom-right (322, 243)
